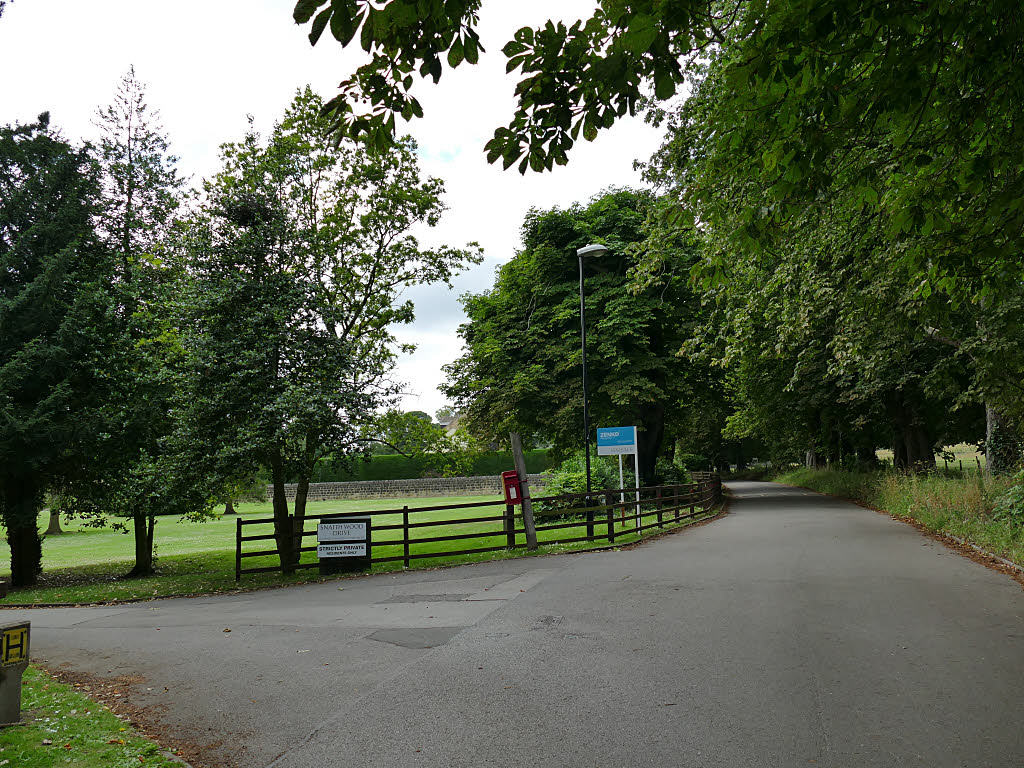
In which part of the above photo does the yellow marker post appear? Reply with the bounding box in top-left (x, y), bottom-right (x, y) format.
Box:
top-left (0, 621), bottom-right (30, 726)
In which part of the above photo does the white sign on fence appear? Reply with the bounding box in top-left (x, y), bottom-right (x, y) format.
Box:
top-left (317, 542), bottom-right (367, 558)
top-left (317, 521), bottom-right (367, 542)
top-left (317, 520), bottom-right (369, 560)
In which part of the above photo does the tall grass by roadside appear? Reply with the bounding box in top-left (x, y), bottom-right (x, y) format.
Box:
top-left (776, 468), bottom-right (1023, 567)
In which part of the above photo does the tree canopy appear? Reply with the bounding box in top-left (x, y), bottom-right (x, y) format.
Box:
top-left (443, 188), bottom-right (709, 483)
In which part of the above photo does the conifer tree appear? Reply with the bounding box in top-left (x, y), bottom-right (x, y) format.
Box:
top-left (0, 114), bottom-right (114, 586)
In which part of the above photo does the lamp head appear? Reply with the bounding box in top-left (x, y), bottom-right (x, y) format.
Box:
top-left (577, 243), bottom-right (610, 259)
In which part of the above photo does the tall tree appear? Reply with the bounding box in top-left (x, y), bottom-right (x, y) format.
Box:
top-left (443, 189), bottom-right (705, 483)
top-left (179, 88), bottom-right (480, 572)
top-left (59, 68), bottom-right (193, 577)
top-left (638, 24), bottom-right (1009, 470)
top-left (0, 115), bottom-right (116, 586)
top-left (95, 66), bottom-right (184, 276)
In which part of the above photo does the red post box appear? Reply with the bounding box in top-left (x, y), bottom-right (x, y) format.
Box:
top-left (501, 470), bottom-right (522, 505)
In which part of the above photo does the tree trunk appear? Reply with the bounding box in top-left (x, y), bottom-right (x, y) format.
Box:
top-left (889, 395), bottom-right (934, 472)
top-left (293, 474), bottom-right (310, 561)
top-left (986, 404), bottom-right (1021, 474)
top-left (906, 423), bottom-right (935, 471)
top-left (223, 499), bottom-right (237, 515)
top-left (891, 437), bottom-right (908, 470)
top-left (44, 507), bottom-right (64, 535)
top-left (805, 449), bottom-right (826, 469)
top-left (3, 482), bottom-right (43, 587)
top-left (856, 442), bottom-right (877, 469)
top-left (269, 448), bottom-right (296, 573)
top-left (124, 510), bottom-right (156, 578)
top-left (636, 404), bottom-right (665, 486)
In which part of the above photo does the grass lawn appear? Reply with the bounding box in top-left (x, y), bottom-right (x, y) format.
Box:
top-left (876, 442), bottom-right (986, 471)
top-left (1, 494), bottom-right (719, 605)
top-left (1, 665), bottom-right (183, 768)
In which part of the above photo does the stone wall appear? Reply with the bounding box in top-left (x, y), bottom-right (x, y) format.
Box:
top-left (267, 474), bottom-right (550, 502)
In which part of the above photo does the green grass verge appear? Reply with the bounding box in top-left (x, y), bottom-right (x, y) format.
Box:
top-left (1, 496), bottom-right (720, 605)
top-left (2, 496), bottom-right (501, 573)
top-left (1, 666), bottom-right (182, 768)
top-left (775, 467), bottom-right (1023, 566)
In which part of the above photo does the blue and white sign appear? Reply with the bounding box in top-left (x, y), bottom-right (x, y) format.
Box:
top-left (597, 426), bottom-right (637, 456)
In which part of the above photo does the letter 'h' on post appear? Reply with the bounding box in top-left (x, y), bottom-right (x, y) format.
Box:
top-left (1, 621), bottom-right (30, 726)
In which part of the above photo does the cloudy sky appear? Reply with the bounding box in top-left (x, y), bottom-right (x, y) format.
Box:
top-left (0, 1), bottom-right (665, 417)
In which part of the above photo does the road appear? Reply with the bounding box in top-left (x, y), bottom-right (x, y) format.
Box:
top-left (6, 481), bottom-right (1024, 767)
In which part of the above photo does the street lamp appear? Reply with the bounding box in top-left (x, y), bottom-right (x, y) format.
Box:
top-left (577, 243), bottom-right (609, 498)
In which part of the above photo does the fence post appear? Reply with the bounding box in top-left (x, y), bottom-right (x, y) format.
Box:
top-left (505, 503), bottom-right (516, 548)
top-left (235, 517), bottom-right (242, 581)
top-left (606, 491), bottom-right (615, 544)
top-left (689, 483), bottom-right (696, 517)
top-left (674, 485), bottom-right (680, 520)
top-left (402, 506), bottom-right (410, 568)
top-left (656, 487), bottom-right (663, 528)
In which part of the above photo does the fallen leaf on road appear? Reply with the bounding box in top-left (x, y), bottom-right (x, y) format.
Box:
top-left (297, 649), bottom-right (310, 653)
top-left (222, 628), bottom-right (231, 633)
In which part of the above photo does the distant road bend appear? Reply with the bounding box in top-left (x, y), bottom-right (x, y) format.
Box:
top-left (9, 481), bottom-right (1024, 767)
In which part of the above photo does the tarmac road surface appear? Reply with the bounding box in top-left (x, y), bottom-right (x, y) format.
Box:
top-left (6, 481), bottom-right (1024, 767)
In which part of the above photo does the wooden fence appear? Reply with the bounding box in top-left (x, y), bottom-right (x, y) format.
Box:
top-left (236, 473), bottom-right (722, 580)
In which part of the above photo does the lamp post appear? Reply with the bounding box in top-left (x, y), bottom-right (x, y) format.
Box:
top-left (577, 243), bottom-right (609, 498)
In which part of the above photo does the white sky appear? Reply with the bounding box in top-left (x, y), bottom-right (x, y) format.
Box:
top-left (0, 1), bottom-right (665, 418)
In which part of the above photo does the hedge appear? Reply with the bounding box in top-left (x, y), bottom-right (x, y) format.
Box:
top-left (309, 449), bottom-right (553, 482)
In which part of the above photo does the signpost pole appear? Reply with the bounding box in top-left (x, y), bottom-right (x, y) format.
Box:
top-left (0, 621), bottom-right (30, 726)
top-left (618, 455), bottom-right (625, 505)
top-left (633, 444), bottom-right (641, 529)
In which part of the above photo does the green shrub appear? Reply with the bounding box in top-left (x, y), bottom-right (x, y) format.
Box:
top-left (674, 453), bottom-right (709, 471)
top-left (994, 470), bottom-right (1024, 523)
top-left (654, 457), bottom-right (689, 485)
top-left (535, 452), bottom-right (624, 516)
